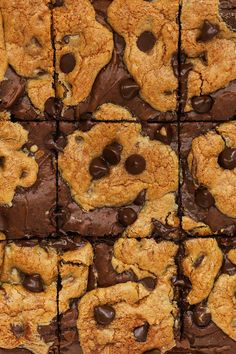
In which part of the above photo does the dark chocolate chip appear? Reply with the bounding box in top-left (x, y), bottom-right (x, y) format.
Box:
top-left (78, 119), bottom-right (95, 132)
top-left (134, 189), bottom-right (146, 205)
top-left (191, 95), bottom-right (213, 113)
top-left (102, 142), bottom-right (123, 165)
top-left (54, 0), bottom-right (64, 6)
top-left (171, 275), bottom-right (192, 289)
top-left (63, 107), bottom-right (75, 120)
top-left (11, 324), bottom-right (25, 338)
top-left (219, 0), bottom-right (236, 31)
top-left (139, 277), bottom-right (157, 291)
top-left (134, 322), bottom-right (149, 342)
top-left (125, 154), bottom-right (146, 175)
top-left (89, 157), bottom-right (109, 179)
top-left (60, 53), bottom-right (76, 74)
top-left (143, 350), bottom-right (161, 354)
top-left (48, 236), bottom-right (85, 252)
top-left (195, 186), bottom-right (215, 208)
top-left (218, 148), bottom-right (236, 170)
top-left (94, 305), bottom-right (115, 325)
top-left (0, 67), bottom-right (25, 109)
top-left (118, 207), bottom-right (137, 226)
top-left (137, 31), bottom-right (156, 52)
top-left (193, 254), bottom-right (205, 268)
top-left (44, 97), bottom-right (62, 119)
top-left (0, 156), bottom-right (5, 168)
top-left (22, 273), bottom-right (44, 293)
top-left (197, 20), bottom-right (220, 42)
top-left (193, 302), bottom-right (211, 327)
top-left (120, 78), bottom-right (140, 100)
top-left (80, 112), bottom-right (93, 120)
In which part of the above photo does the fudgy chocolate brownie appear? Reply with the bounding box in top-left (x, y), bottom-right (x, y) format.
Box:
top-left (0, 239), bottom-right (59, 353)
top-left (57, 104), bottom-right (179, 238)
top-left (0, 121), bottom-right (57, 239)
top-left (0, 0), bottom-right (55, 121)
top-left (180, 122), bottom-right (236, 236)
top-left (53, 0), bottom-right (179, 121)
top-left (180, 237), bottom-right (236, 353)
top-left (58, 236), bottom-right (180, 353)
top-left (180, 0), bottom-right (236, 121)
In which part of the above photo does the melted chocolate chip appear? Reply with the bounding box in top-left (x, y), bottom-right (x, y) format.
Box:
top-left (138, 277), bottom-right (157, 290)
top-left (197, 20), bottom-right (220, 42)
top-left (120, 78), bottom-right (140, 100)
top-left (0, 67), bottom-right (25, 109)
top-left (22, 273), bottom-right (44, 293)
top-left (154, 125), bottom-right (173, 145)
top-left (89, 157), bottom-right (109, 179)
top-left (118, 207), bottom-right (137, 226)
top-left (78, 119), bottom-right (95, 132)
top-left (191, 95), bottom-right (214, 113)
top-left (222, 256), bottom-right (236, 275)
top-left (195, 186), bottom-right (215, 208)
top-left (218, 148), bottom-right (236, 170)
top-left (0, 156), bottom-right (5, 168)
top-left (60, 53), bottom-right (76, 73)
top-left (94, 305), bottom-right (115, 325)
top-left (48, 236), bottom-right (85, 252)
top-left (102, 142), bottom-right (123, 165)
top-left (134, 189), bottom-right (146, 206)
top-left (193, 302), bottom-right (212, 327)
top-left (193, 254), bottom-right (205, 268)
top-left (44, 97), bottom-right (62, 119)
top-left (171, 275), bottom-right (192, 289)
top-left (137, 31), bottom-right (156, 52)
top-left (11, 324), bottom-right (25, 338)
top-left (54, 0), bottom-right (64, 6)
top-left (125, 154), bottom-right (146, 175)
top-left (143, 350), bottom-right (161, 354)
top-left (134, 322), bottom-right (149, 342)
top-left (219, 0), bottom-right (236, 31)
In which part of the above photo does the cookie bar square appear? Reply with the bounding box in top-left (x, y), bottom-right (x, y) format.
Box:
top-left (58, 236), bottom-right (180, 353)
top-left (0, 239), bottom-right (59, 353)
top-left (0, 0), bottom-right (55, 121)
top-left (180, 237), bottom-right (236, 353)
top-left (0, 122), bottom-right (57, 239)
top-left (180, 0), bottom-right (236, 121)
top-left (53, 0), bottom-right (179, 121)
top-left (180, 122), bottom-right (236, 236)
top-left (57, 108), bottom-right (179, 239)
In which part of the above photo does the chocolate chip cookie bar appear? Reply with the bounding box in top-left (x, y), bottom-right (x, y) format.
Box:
top-left (53, 0), bottom-right (179, 121)
top-left (0, 121), bottom-right (57, 239)
top-left (0, 0), bottom-right (55, 121)
top-left (180, 237), bottom-right (236, 353)
top-left (0, 239), bottom-right (59, 353)
top-left (57, 105), bottom-right (179, 239)
top-left (180, 122), bottom-right (236, 236)
top-left (58, 236), bottom-right (180, 353)
top-left (180, 0), bottom-right (236, 121)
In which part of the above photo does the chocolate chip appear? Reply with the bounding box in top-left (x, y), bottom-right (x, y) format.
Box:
top-left (193, 302), bottom-right (211, 327)
top-left (193, 254), bottom-right (205, 268)
top-left (218, 148), bottom-right (236, 170)
top-left (80, 112), bottom-right (93, 120)
top-left (191, 95), bottom-right (214, 113)
top-left (118, 207), bottom-right (137, 226)
top-left (154, 125), bottom-right (173, 145)
top-left (11, 324), bottom-right (25, 338)
top-left (94, 305), bottom-right (115, 325)
top-left (134, 189), bottom-right (146, 205)
top-left (120, 78), bottom-right (139, 100)
top-left (171, 275), bottom-right (192, 289)
top-left (63, 107), bottom-right (75, 120)
top-left (89, 157), bottom-right (109, 179)
top-left (44, 97), bottom-right (62, 119)
top-left (219, 0), bottom-right (236, 31)
top-left (197, 20), bottom-right (219, 42)
top-left (54, 0), bottom-right (64, 6)
top-left (125, 154), bottom-right (146, 175)
top-left (102, 142), bottom-right (123, 165)
top-left (195, 186), bottom-right (215, 209)
top-left (222, 256), bottom-right (236, 275)
top-left (137, 31), bottom-right (156, 52)
top-left (139, 277), bottom-right (157, 291)
top-left (22, 273), bottom-right (44, 293)
top-left (0, 67), bottom-right (25, 109)
top-left (78, 119), bottom-right (95, 132)
top-left (0, 156), bottom-right (5, 168)
top-left (60, 53), bottom-right (76, 73)
top-left (134, 322), bottom-right (149, 342)
top-left (143, 350), bottom-right (161, 354)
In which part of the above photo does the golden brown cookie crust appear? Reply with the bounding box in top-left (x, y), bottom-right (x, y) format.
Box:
top-left (58, 105), bottom-right (179, 238)
top-left (0, 121), bottom-right (38, 206)
top-left (108, 0), bottom-right (179, 112)
top-left (53, 0), bottom-right (114, 106)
